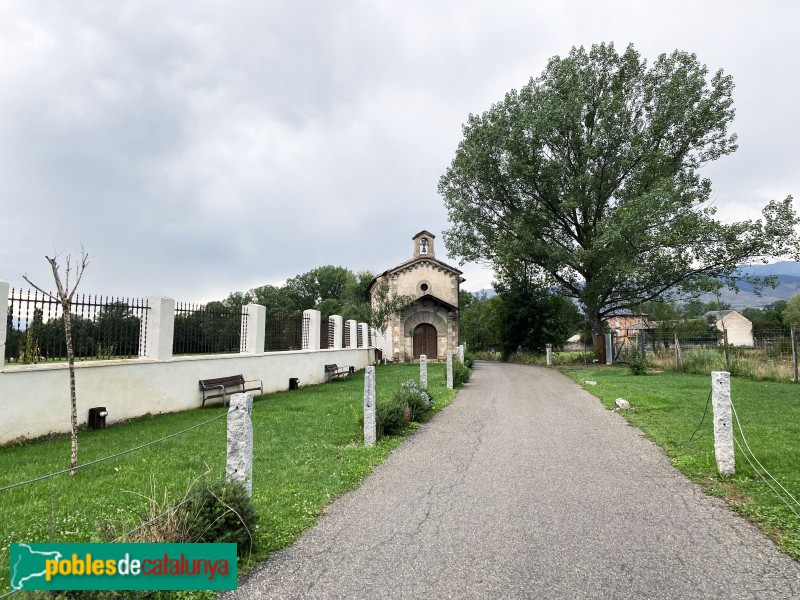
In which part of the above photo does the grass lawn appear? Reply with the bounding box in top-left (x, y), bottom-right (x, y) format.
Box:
top-left (560, 365), bottom-right (800, 560)
top-left (0, 363), bottom-right (457, 596)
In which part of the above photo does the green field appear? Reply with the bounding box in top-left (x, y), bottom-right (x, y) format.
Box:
top-left (0, 363), bottom-right (457, 596)
top-left (561, 365), bottom-right (800, 559)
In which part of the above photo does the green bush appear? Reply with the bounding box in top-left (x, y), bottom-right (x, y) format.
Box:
top-left (376, 395), bottom-right (410, 437)
top-left (396, 379), bottom-right (434, 422)
top-left (627, 344), bottom-right (648, 375)
top-left (453, 361), bottom-right (472, 387)
top-left (463, 352), bottom-right (476, 369)
top-left (184, 479), bottom-right (259, 557)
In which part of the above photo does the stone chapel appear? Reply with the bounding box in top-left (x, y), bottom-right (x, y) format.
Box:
top-left (369, 231), bottom-right (463, 362)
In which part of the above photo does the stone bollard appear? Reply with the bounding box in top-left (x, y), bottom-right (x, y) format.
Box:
top-left (420, 354), bottom-right (428, 389)
top-left (227, 392), bottom-right (254, 496)
top-left (457, 345), bottom-right (464, 364)
top-left (546, 343), bottom-right (553, 366)
top-left (711, 371), bottom-right (735, 476)
top-left (363, 366), bottom-right (376, 446)
top-left (446, 350), bottom-right (453, 389)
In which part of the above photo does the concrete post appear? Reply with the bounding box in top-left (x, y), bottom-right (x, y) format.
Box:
top-left (303, 309), bottom-right (321, 350)
top-left (358, 323), bottom-right (369, 348)
top-left (546, 343), bottom-right (553, 366)
top-left (446, 349), bottom-right (453, 389)
top-left (604, 334), bottom-right (613, 365)
top-left (420, 354), bottom-right (428, 389)
top-left (241, 303), bottom-right (266, 354)
top-left (227, 392), bottom-right (253, 496)
top-left (330, 315), bottom-right (343, 350)
top-left (457, 344), bottom-right (464, 364)
top-left (711, 371), bottom-right (735, 476)
top-left (363, 366), bottom-right (376, 446)
top-left (346, 319), bottom-right (357, 349)
top-left (0, 281), bottom-right (8, 372)
top-left (140, 296), bottom-right (175, 361)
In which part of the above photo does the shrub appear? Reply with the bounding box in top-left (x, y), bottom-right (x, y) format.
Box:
top-left (376, 395), bottom-right (410, 437)
top-left (463, 352), bottom-right (476, 369)
top-left (453, 361), bottom-right (472, 387)
top-left (396, 379), bottom-right (434, 422)
top-left (627, 344), bottom-right (648, 375)
top-left (184, 479), bottom-right (259, 557)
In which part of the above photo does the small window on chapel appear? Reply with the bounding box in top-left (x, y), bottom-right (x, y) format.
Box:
top-left (420, 238), bottom-right (428, 255)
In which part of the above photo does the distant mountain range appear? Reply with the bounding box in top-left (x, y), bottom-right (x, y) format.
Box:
top-left (471, 262), bottom-right (800, 309)
top-left (705, 262), bottom-right (800, 308)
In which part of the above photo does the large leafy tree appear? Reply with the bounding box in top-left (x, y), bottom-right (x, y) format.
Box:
top-left (439, 43), bottom-right (800, 340)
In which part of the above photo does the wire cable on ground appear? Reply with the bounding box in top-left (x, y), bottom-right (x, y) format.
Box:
top-left (675, 389), bottom-right (713, 447)
top-left (0, 409), bottom-right (232, 494)
top-left (730, 398), bottom-right (800, 516)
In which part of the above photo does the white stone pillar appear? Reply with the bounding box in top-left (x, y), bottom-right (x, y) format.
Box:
top-left (330, 315), bottom-right (343, 350)
top-left (605, 333), bottom-right (613, 365)
top-left (303, 309), bottom-right (321, 351)
top-left (446, 349), bottom-right (453, 389)
top-left (346, 319), bottom-right (357, 349)
top-left (546, 343), bottom-right (553, 366)
top-left (140, 296), bottom-right (175, 361)
top-left (358, 323), bottom-right (369, 348)
top-left (0, 281), bottom-right (8, 372)
top-left (420, 354), bottom-right (428, 389)
top-left (363, 366), bottom-right (376, 446)
top-left (712, 371), bottom-right (735, 476)
top-left (457, 344), bottom-right (464, 363)
top-left (227, 392), bottom-right (253, 496)
top-left (241, 303), bottom-right (266, 354)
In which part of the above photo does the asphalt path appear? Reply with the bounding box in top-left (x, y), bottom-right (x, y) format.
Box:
top-left (223, 361), bottom-right (800, 599)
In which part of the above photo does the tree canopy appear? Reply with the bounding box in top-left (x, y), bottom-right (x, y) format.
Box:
top-left (439, 43), bottom-right (800, 339)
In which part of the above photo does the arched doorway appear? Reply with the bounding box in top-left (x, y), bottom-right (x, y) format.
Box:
top-left (413, 323), bottom-right (438, 359)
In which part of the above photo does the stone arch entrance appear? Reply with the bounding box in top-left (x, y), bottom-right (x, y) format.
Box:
top-left (413, 323), bottom-right (437, 359)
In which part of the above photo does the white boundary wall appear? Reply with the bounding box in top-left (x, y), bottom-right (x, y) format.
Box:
top-left (0, 347), bottom-right (372, 444)
top-left (1, 279), bottom-right (377, 444)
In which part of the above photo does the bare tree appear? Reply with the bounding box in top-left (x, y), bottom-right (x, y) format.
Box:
top-left (24, 247), bottom-right (89, 476)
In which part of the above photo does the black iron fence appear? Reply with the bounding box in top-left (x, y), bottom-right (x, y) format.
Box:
top-left (172, 302), bottom-right (245, 355)
top-left (264, 314), bottom-right (303, 352)
top-left (6, 289), bottom-right (364, 363)
top-left (343, 321), bottom-right (351, 348)
top-left (320, 317), bottom-right (330, 350)
top-left (5, 288), bottom-right (149, 364)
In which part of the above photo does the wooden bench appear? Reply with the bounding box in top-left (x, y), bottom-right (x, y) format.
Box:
top-left (325, 364), bottom-right (353, 381)
top-left (199, 375), bottom-right (263, 407)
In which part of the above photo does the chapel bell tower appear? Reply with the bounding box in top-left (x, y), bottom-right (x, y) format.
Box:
top-left (412, 230), bottom-right (436, 259)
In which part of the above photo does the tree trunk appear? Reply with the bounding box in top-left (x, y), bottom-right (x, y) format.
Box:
top-left (63, 303), bottom-right (78, 476)
top-left (588, 310), bottom-right (604, 363)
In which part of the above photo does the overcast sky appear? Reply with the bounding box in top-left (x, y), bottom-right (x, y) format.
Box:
top-left (2, 1), bottom-right (798, 302)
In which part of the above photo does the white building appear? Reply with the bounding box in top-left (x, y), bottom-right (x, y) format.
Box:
top-left (704, 310), bottom-right (754, 347)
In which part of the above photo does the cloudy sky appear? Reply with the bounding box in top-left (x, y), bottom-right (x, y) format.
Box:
top-left (1, 1), bottom-right (798, 302)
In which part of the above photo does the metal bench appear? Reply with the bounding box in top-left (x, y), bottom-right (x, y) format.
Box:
top-left (199, 374), bottom-right (263, 407)
top-left (324, 364), bottom-right (353, 381)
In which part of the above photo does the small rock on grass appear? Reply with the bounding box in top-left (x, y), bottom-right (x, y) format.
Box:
top-left (585, 381), bottom-right (597, 386)
top-left (615, 398), bottom-right (631, 410)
